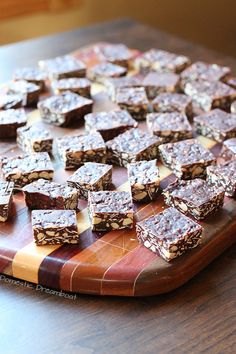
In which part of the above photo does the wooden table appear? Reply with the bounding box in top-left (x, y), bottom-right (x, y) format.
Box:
top-left (0, 19), bottom-right (235, 354)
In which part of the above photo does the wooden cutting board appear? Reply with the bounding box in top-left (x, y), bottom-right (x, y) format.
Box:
top-left (0, 43), bottom-right (235, 297)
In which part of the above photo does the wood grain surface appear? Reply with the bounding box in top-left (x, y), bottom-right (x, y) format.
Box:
top-left (0, 19), bottom-right (235, 354)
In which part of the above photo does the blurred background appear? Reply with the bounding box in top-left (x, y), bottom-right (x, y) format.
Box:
top-left (0, 0), bottom-right (236, 57)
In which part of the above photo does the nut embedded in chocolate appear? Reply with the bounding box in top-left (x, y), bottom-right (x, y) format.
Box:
top-left (231, 101), bottom-right (236, 114)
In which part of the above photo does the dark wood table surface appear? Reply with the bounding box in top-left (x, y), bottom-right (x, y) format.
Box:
top-left (0, 18), bottom-right (235, 354)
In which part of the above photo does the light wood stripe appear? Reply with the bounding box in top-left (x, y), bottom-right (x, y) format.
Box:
top-left (12, 243), bottom-right (60, 283)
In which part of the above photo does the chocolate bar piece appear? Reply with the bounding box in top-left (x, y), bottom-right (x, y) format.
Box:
top-left (142, 72), bottom-right (180, 99)
top-left (184, 79), bottom-right (236, 112)
top-left (115, 87), bottom-right (149, 121)
top-left (133, 49), bottom-right (190, 74)
top-left (220, 138), bottom-right (236, 160)
top-left (0, 181), bottom-right (14, 222)
top-left (0, 94), bottom-right (23, 110)
top-left (39, 55), bottom-right (86, 80)
top-left (32, 210), bottom-right (79, 245)
top-left (13, 67), bottom-right (47, 91)
top-left (95, 43), bottom-right (134, 68)
top-left (163, 178), bottom-right (225, 220)
top-left (4, 80), bottom-right (40, 107)
top-left (207, 160), bottom-right (236, 197)
top-left (67, 162), bottom-right (112, 199)
top-left (88, 191), bottom-right (134, 231)
top-left (180, 61), bottom-right (231, 86)
top-left (159, 139), bottom-right (216, 179)
top-left (87, 62), bottom-right (127, 84)
top-left (147, 112), bottom-right (193, 143)
top-left (0, 109), bottom-right (27, 139)
top-left (1, 152), bottom-right (54, 189)
top-left (23, 179), bottom-right (78, 210)
top-left (17, 125), bottom-right (53, 153)
top-left (194, 109), bottom-right (236, 143)
top-left (152, 92), bottom-right (192, 117)
top-left (104, 75), bottom-right (143, 101)
top-left (38, 91), bottom-right (93, 127)
top-left (84, 109), bottom-right (138, 141)
top-left (106, 128), bottom-right (162, 167)
top-left (56, 132), bottom-right (106, 169)
top-left (231, 101), bottom-right (236, 114)
top-left (51, 78), bottom-right (91, 98)
top-left (136, 207), bottom-right (203, 262)
top-left (127, 159), bottom-right (160, 202)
